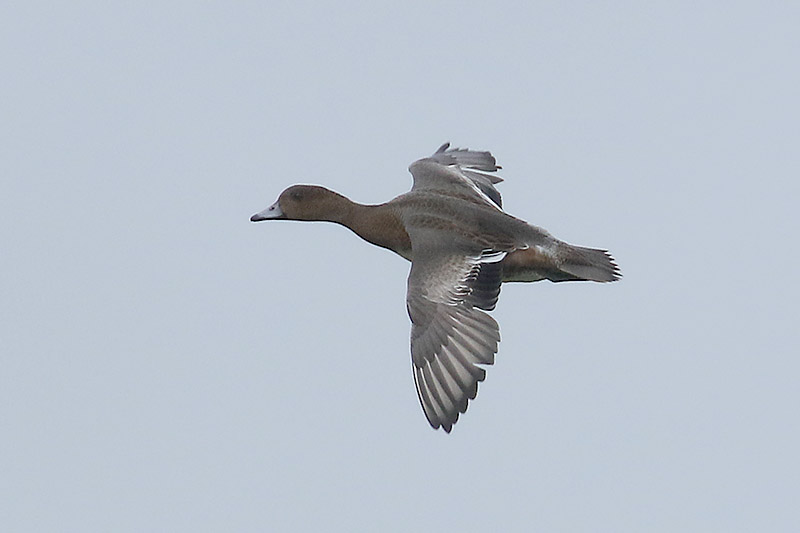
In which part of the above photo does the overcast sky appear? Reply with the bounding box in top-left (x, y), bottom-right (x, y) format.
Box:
top-left (2, 2), bottom-right (799, 531)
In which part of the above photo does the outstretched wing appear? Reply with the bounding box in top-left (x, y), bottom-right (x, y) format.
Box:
top-left (408, 142), bottom-right (505, 208)
top-left (405, 228), bottom-right (507, 432)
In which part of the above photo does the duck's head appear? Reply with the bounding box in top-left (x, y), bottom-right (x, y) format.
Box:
top-left (251, 185), bottom-right (346, 222)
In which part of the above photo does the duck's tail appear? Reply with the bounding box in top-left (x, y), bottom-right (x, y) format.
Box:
top-left (501, 243), bottom-right (621, 283)
top-left (555, 244), bottom-right (621, 283)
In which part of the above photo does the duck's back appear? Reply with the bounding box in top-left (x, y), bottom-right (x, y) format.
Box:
top-left (392, 189), bottom-right (549, 254)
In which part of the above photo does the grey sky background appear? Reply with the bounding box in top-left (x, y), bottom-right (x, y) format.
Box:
top-left (2, 2), bottom-right (799, 531)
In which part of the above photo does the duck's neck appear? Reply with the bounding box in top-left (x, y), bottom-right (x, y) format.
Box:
top-left (328, 195), bottom-right (411, 260)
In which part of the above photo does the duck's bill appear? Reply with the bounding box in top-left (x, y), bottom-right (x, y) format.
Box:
top-left (250, 200), bottom-right (285, 221)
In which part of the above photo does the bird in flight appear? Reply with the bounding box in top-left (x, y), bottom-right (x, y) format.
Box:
top-left (251, 143), bottom-right (620, 432)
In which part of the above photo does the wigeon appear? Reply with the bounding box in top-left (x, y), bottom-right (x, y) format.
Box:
top-left (252, 143), bottom-right (620, 432)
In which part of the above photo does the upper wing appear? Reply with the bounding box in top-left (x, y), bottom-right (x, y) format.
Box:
top-left (405, 228), bottom-right (508, 432)
top-left (408, 143), bottom-right (505, 208)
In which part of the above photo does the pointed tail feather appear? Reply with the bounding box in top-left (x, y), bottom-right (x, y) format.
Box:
top-left (557, 245), bottom-right (621, 283)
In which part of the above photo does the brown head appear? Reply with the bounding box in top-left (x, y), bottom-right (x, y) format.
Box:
top-left (250, 185), bottom-right (352, 223)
